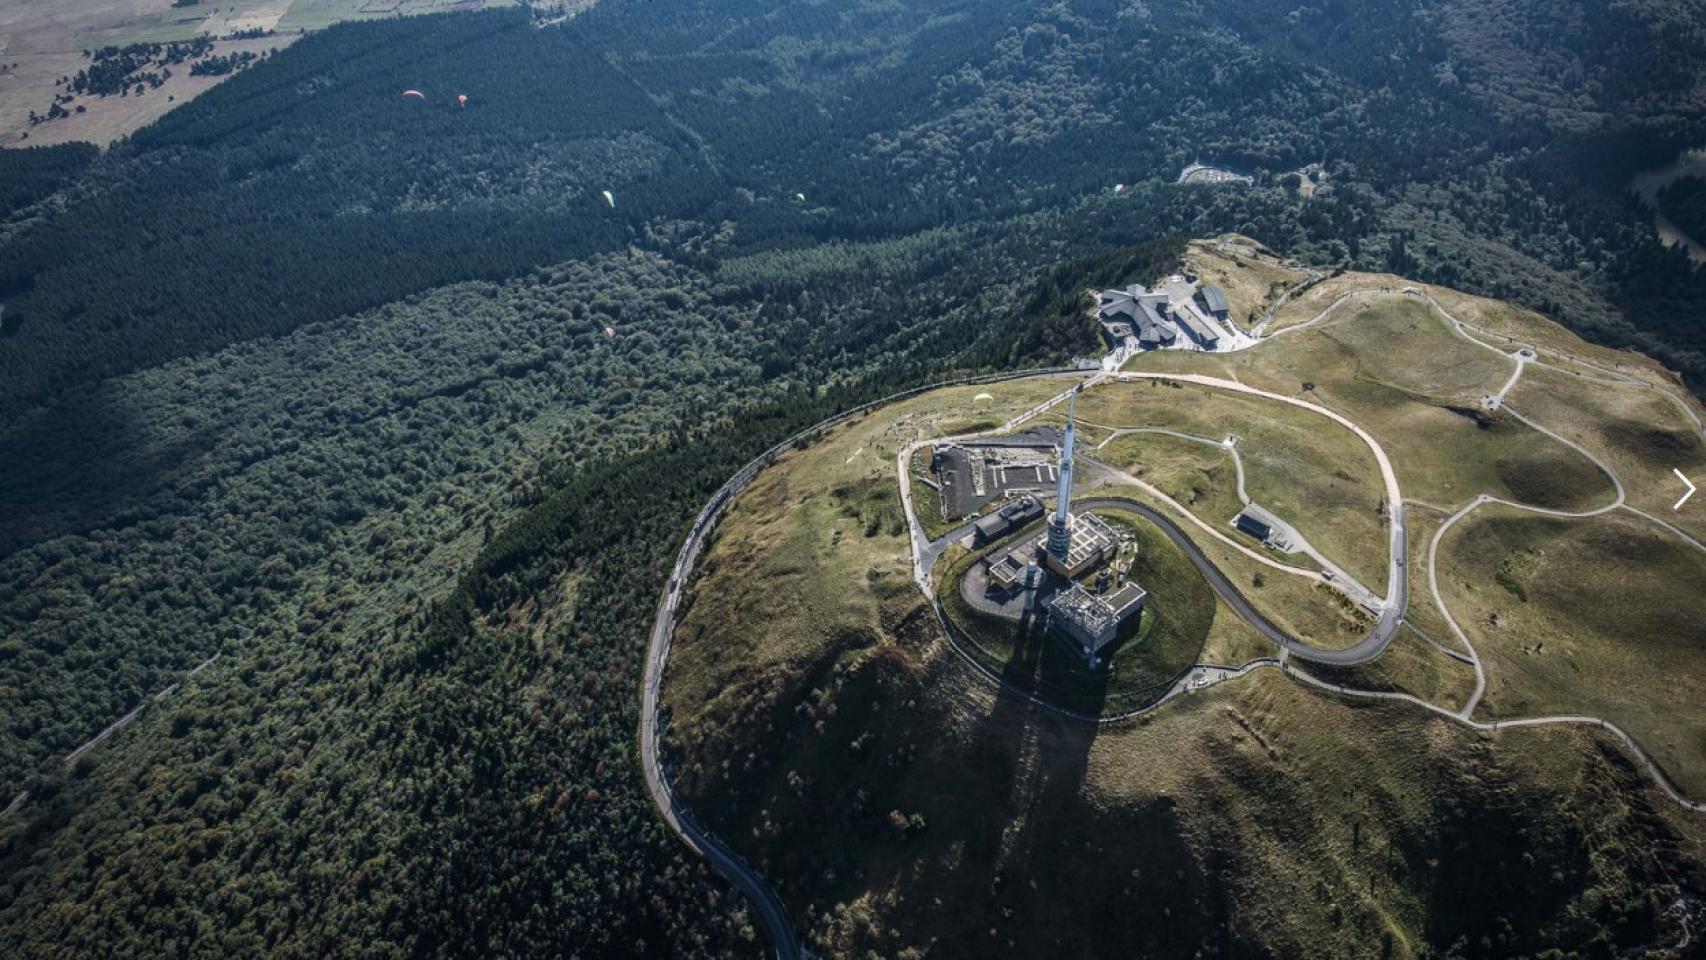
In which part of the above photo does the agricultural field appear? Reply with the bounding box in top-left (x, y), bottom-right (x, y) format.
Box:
top-left (0, 0), bottom-right (519, 145)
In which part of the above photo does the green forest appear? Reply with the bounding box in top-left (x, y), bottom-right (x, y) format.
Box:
top-left (4, 0), bottom-right (1706, 955)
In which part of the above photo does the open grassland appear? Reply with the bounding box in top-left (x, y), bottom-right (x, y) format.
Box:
top-left (1400, 507), bottom-right (1465, 652)
top-left (664, 377), bottom-right (1706, 959)
top-left (1095, 431), bottom-right (1244, 529)
top-left (1264, 269), bottom-right (1407, 332)
top-left (1072, 377), bottom-right (1391, 593)
top-left (1128, 299), bottom-right (1618, 515)
top-left (1306, 624), bottom-right (1479, 713)
top-left (1438, 505), bottom-right (1706, 797)
top-left (1199, 240), bottom-right (1690, 396)
top-left (2, 36), bottom-right (297, 147)
top-left (1510, 363), bottom-right (1706, 541)
top-left (1311, 296), bottom-right (1510, 400)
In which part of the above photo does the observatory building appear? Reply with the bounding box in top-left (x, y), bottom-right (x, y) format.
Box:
top-left (1049, 581), bottom-right (1147, 660)
top-left (978, 386), bottom-right (1145, 664)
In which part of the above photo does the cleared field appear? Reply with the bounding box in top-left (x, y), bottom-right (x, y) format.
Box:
top-left (1510, 363), bottom-right (1706, 542)
top-left (1438, 505), bottom-right (1706, 797)
top-left (3, 36), bottom-right (296, 147)
top-left (0, 0), bottom-right (514, 146)
top-left (1072, 377), bottom-right (1392, 594)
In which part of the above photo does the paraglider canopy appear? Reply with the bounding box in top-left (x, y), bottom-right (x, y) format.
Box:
top-left (973, 392), bottom-right (995, 403)
top-left (601, 190), bottom-right (615, 208)
top-left (457, 94), bottom-right (468, 107)
top-left (401, 89), bottom-right (425, 100)
top-left (794, 192), bottom-right (806, 202)
top-left (603, 325), bottom-right (616, 339)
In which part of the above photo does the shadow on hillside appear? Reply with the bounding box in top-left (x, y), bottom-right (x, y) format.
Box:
top-left (920, 611), bottom-right (1225, 956)
top-left (0, 388), bottom-right (214, 556)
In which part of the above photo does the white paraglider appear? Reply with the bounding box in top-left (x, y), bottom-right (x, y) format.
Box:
top-left (601, 190), bottom-right (616, 208)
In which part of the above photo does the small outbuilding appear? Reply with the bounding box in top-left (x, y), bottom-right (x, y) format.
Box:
top-left (1233, 512), bottom-right (1272, 542)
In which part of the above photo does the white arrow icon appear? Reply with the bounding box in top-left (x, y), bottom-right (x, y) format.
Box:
top-left (1675, 469), bottom-right (1697, 511)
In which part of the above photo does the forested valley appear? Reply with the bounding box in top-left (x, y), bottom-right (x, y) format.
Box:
top-left (4, 0), bottom-right (1706, 955)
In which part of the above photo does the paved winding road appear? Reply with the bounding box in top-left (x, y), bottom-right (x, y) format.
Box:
top-left (642, 479), bottom-right (801, 960)
top-left (1069, 497), bottom-right (1400, 666)
top-left (639, 367), bottom-right (1082, 960)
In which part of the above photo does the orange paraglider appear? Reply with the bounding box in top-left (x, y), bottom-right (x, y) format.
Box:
top-left (402, 89), bottom-right (425, 100)
top-left (457, 94), bottom-right (468, 108)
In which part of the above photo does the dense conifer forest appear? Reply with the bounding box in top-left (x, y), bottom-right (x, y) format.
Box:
top-left (4, 0), bottom-right (1706, 954)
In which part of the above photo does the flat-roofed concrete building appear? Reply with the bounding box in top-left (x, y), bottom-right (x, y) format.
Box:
top-left (1049, 581), bottom-right (1147, 659)
top-left (985, 510), bottom-right (1120, 593)
top-left (1043, 510), bottom-right (1119, 580)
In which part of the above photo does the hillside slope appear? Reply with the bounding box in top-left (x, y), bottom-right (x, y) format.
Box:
top-left (661, 251), bottom-right (1706, 958)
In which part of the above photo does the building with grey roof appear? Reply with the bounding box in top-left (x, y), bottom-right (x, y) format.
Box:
top-left (1170, 303), bottom-right (1221, 348)
top-left (1198, 284), bottom-right (1230, 318)
top-left (972, 496), bottom-right (1044, 545)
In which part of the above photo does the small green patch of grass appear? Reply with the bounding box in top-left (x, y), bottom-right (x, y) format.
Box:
top-left (1096, 431), bottom-right (1244, 526)
top-left (1509, 364), bottom-right (1706, 543)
